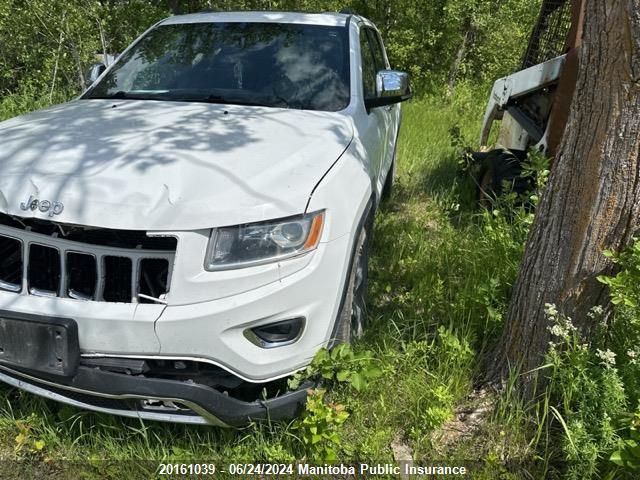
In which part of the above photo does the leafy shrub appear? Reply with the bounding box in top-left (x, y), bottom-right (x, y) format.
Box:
top-left (289, 344), bottom-right (382, 392)
top-left (595, 240), bottom-right (640, 477)
top-left (611, 412), bottom-right (640, 471)
top-left (295, 389), bottom-right (349, 462)
top-left (541, 304), bottom-right (626, 479)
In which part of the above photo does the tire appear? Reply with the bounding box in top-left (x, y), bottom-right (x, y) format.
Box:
top-left (334, 218), bottom-right (371, 344)
top-left (381, 157), bottom-right (395, 203)
top-left (475, 149), bottom-right (531, 205)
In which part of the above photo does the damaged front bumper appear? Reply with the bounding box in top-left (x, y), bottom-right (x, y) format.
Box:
top-left (0, 309), bottom-right (310, 426)
top-left (0, 361), bottom-right (311, 427)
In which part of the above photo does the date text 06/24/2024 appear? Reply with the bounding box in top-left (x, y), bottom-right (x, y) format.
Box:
top-left (157, 463), bottom-right (468, 476)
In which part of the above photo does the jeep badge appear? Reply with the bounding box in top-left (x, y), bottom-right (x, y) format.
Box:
top-left (19, 195), bottom-right (64, 217)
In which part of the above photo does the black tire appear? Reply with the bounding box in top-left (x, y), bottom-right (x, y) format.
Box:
top-left (475, 149), bottom-right (532, 205)
top-left (381, 158), bottom-right (395, 203)
top-left (334, 219), bottom-right (371, 344)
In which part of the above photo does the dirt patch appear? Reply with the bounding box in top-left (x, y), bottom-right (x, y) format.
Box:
top-left (391, 432), bottom-right (414, 480)
top-left (430, 388), bottom-right (496, 455)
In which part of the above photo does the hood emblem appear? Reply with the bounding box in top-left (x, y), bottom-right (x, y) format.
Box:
top-left (20, 195), bottom-right (64, 217)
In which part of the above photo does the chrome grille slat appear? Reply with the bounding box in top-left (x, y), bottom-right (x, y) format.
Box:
top-left (21, 242), bottom-right (29, 294)
top-left (69, 289), bottom-right (94, 301)
top-left (59, 249), bottom-right (67, 297)
top-left (0, 279), bottom-right (21, 293)
top-left (131, 259), bottom-right (140, 304)
top-left (28, 287), bottom-right (58, 298)
top-left (0, 224), bottom-right (175, 303)
top-left (95, 254), bottom-right (105, 302)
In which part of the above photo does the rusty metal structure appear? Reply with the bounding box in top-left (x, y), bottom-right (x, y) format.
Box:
top-left (474, 0), bottom-right (585, 199)
top-left (522, 0), bottom-right (574, 69)
top-left (543, 0), bottom-right (585, 158)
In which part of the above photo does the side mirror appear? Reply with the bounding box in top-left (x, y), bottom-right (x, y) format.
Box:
top-left (365, 70), bottom-right (412, 109)
top-left (85, 63), bottom-right (107, 89)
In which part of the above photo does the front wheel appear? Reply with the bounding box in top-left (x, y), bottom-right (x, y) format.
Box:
top-left (334, 222), bottom-right (370, 344)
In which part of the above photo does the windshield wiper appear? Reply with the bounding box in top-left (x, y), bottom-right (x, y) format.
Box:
top-left (89, 91), bottom-right (130, 100)
top-left (190, 95), bottom-right (274, 107)
top-left (88, 91), bottom-right (170, 101)
top-left (88, 91), bottom-right (290, 107)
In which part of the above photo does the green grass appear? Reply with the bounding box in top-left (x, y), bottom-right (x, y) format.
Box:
top-left (0, 87), bottom-right (538, 478)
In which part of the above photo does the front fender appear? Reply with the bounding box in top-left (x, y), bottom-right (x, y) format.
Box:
top-left (306, 141), bottom-right (373, 244)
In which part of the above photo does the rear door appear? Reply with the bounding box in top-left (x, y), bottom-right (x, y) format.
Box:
top-left (358, 25), bottom-right (391, 197)
top-left (365, 28), bottom-right (399, 192)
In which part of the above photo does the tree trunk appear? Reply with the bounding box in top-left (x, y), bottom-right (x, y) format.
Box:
top-left (490, 0), bottom-right (640, 394)
top-left (447, 19), bottom-right (472, 97)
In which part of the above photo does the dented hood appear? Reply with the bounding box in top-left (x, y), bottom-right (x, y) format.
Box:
top-left (0, 100), bottom-right (353, 230)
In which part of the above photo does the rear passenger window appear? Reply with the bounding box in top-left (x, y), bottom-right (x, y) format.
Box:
top-left (359, 29), bottom-right (377, 99)
top-left (366, 29), bottom-right (388, 72)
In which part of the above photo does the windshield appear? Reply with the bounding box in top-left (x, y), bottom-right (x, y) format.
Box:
top-left (85, 22), bottom-right (351, 112)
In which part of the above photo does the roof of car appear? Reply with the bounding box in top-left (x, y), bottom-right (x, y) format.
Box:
top-left (161, 11), bottom-right (352, 27)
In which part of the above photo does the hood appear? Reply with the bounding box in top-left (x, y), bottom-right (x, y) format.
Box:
top-left (0, 100), bottom-right (353, 230)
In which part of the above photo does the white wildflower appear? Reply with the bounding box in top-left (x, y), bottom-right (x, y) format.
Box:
top-left (547, 314), bottom-right (577, 341)
top-left (544, 303), bottom-right (558, 318)
top-left (628, 349), bottom-right (638, 365)
top-left (587, 305), bottom-right (605, 319)
top-left (548, 324), bottom-right (571, 340)
top-left (596, 349), bottom-right (616, 368)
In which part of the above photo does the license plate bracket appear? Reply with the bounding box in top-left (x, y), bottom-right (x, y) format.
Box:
top-left (0, 311), bottom-right (79, 377)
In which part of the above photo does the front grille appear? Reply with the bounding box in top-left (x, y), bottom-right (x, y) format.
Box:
top-left (0, 222), bottom-right (176, 304)
top-left (28, 244), bottom-right (62, 296)
top-left (103, 256), bottom-right (133, 303)
top-left (67, 252), bottom-right (98, 300)
top-left (0, 236), bottom-right (22, 292)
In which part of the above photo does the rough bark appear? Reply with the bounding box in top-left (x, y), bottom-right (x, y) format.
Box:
top-left (490, 0), bottom-right (640, 393)
top-left (447, 19), bottom-right (473, 96)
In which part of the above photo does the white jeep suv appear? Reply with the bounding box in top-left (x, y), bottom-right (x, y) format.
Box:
top-left (0, 11), bottom-right (410, 426)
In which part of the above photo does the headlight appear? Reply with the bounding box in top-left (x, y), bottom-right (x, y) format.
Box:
top-left (205, 210), bottom-right (325, 270)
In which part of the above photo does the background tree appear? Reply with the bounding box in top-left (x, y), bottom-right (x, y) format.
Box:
top-left (490, 0), bottom-right (640, 394)
top-left (0, 0), bottom-right (540, 119)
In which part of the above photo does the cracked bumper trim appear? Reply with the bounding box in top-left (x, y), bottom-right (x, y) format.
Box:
top-left (0, 363), bottom-right (310, 427)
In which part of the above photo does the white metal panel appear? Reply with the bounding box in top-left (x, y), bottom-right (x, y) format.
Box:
top-left (0, 101), bottom-right (353, 231)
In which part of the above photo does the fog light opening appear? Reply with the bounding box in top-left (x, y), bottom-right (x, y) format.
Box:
top-left (140, 399), bottom-right (189, 412)
top-left (245, 317), bottom-right (305, 348)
